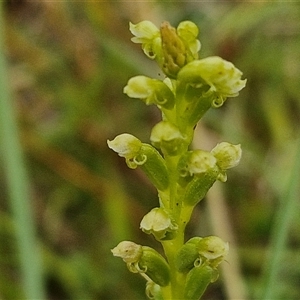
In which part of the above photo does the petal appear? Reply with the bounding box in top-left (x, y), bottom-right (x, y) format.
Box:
top-left (129, 21), bottom-right (159, 41)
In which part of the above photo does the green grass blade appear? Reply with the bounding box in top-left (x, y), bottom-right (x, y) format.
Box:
top-left (260, 138), bottom-right (300, 299)
top-left (0, 5), bottom-right (45, 299)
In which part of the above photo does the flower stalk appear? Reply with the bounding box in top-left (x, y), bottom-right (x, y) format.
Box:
top-left (109, 20), bottom-right (245, 299)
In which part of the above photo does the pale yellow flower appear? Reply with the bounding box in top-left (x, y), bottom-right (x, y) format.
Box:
top-left (129, 21), bottom-right (161, 59)
top-left (178, 56), bottom-right (247, 99)
top-left (140, 207), bottom-right (178, 240)
top-left (107, 134), bottom-right (142, 159)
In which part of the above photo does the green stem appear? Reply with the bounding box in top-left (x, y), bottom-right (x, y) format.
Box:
top-left (162, 236), bottom-right (185, 299)
top-left (162, 148), bottom-right (196, 299)
top-left (164, 155), bottom-right (180, 211)
top-left (0, 5), bottom-right (45, 299)
top-left (158, 104), bottom-right (198, 299)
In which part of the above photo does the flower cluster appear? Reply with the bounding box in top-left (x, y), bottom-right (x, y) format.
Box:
top-left (108, 20), bottom-right (246, 300)
top-left (129, 20), bottom-right (200, 78)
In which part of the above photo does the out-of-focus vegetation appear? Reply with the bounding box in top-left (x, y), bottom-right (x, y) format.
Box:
top-left (0, 1), bottom-right (299, 299)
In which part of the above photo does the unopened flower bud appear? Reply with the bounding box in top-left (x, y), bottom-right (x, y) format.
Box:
top-left (211, 142), bottom-right (242, 170)
top-left (177, 21), bottom-right (201, 61)
top-left (160, 21), bottom-right (187, 78)
top-left (140, 207), bottom-right (178, 240)
top-left (150, 121), bottom-right (187, 156)
top-left (187, 150), bottom-right (217, 176)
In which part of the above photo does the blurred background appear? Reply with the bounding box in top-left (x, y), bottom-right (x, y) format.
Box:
top-left (0, 1), bottom-right (300, 299)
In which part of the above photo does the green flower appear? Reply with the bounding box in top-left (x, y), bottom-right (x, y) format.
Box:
top-left (123, 76), bottom-right (175, 109)
top-left (107, 134), bottom-right (142, 160)
top-left (129, 21), bottom-right (161, 59)
top-left (140, 207), bottom-right (178, 240)
top-left (108, 135), bottom-right (169, 190)
top-left (197, 236), bottom-right (229, 268)
top-left (150, 121), bottom-right (188, 156)
top-left (112, 241), bottom-right (171, 287)
top-left (130, 20), bottom-right (201, 79)
top-left (111, 241), bottom-right (143, 264)
top-left (178, 56), bottom-right (246, 106)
